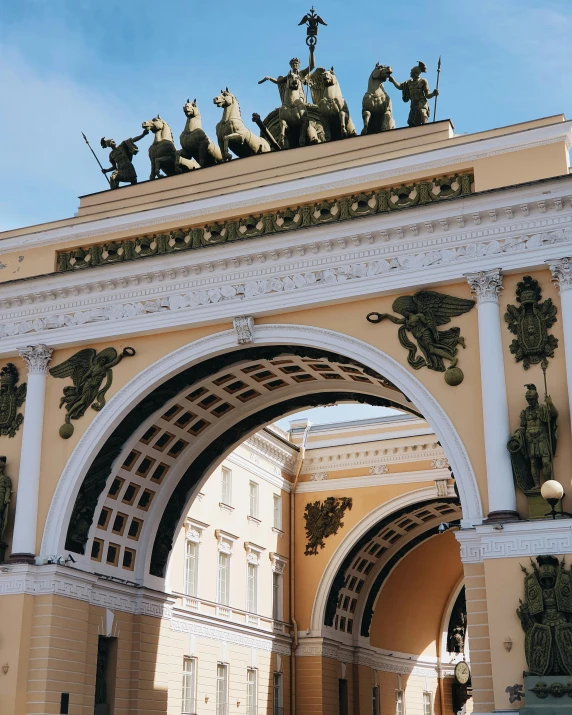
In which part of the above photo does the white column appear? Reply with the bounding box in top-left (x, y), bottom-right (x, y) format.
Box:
top-left (466, 270), bottom-right (518, 521)
top-left (547, 257), bottom-right (572, 434)
top-left (10, 345), bottom-right (53, 562)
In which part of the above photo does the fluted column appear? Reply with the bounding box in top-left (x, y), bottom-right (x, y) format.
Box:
top-left (547, 257), bottom-right (572, 433)
top-left (10, 345), bottom-right (53, 562)
top-left (466, 270), bottom-right (518, 521)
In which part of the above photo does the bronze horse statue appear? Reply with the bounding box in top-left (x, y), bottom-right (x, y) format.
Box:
top-left (213, 89), bottom-right (271, 161)
top-left (362, 63), bottom-right (395, 134)
top-left (310, 67), bottom-right (356, 141)
top-left (142, 116), bottom-right (181, 179)
top-left (180, 99), bottom-right (222, 168)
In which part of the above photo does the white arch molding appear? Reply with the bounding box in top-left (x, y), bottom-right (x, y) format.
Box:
top-left (41, 324), bottom-right (483, 562)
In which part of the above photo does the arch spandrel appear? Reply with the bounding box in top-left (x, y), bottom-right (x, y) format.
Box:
top-left (41, 325), bottom-right (482, 588)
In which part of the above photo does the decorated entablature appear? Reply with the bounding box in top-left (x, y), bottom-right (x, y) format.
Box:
top-left (89, 6), bottom-right (443, 191)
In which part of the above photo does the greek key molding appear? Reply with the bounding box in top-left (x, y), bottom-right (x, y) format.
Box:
top-left (455, 521), bottom-right (572, 563)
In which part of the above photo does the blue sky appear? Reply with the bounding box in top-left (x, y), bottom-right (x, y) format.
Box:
top-left (2, 0), bottom-right (572, 231)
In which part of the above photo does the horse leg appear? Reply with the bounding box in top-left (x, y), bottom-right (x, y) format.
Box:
top-left (299, 113), bottom-right (310, 147)
top-left (362, 110), bottom-right (371, 135)
top-left (339, 110), bottom-right (348, 138)
top-left (279, 120), bottom-right (287, 149)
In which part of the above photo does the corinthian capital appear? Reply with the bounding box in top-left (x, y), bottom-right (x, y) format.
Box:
top-left (465, 269), bottom-right (503, 304)
top-left (18, 345), bottom-right (53, 374)
top-left (547, 257), bottom-right (572, 294)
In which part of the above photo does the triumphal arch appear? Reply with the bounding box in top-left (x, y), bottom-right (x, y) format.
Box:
top-left (2, 25), bottom-right (572, 714)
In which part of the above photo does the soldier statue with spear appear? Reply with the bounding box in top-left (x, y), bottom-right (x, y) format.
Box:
top-left (81, 129), bottom-right (149, 190)
top-left (389, 60), bottom-right (440, 127)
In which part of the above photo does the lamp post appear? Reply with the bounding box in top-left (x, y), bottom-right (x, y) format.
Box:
top-left (540, 480), bottom-right (572, 519)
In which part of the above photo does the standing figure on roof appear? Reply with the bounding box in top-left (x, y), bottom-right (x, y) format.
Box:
top-left (259, 56), bottom-right (314, 104)
top-left (100, 130), bottom-right (149, 189)
top-left (389, 61), bottom-right (439, 127)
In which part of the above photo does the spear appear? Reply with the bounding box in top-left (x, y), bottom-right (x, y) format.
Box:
top-left (432, 56), bottom-right (442, 123)
top-left (81, 131), bottom-right (110, 186)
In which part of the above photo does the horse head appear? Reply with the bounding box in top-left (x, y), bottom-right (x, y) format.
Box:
top-left (142, 116), bottom-right (163, 134)
top-left (322, 67), bottom-right (337, 87)
top-left (374, 63), bottom-right (393, 82)
top-left (213, 88), bottom-right (235, 108)
top-left (183, 99), bottom-right (199, 118)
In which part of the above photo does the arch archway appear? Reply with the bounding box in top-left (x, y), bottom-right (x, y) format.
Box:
top-left (41, 324), bottom-right (482, 586)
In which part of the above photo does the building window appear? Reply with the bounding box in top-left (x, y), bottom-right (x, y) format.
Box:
top-left (273, 494), bottom-right (282, 530)
top-left (273, 672), bottom-right (283, 715)
top-left (423, 691), bottom-right (432, 715)
top-left (395, 690), bottom-right (404, 715)
top-left (182, 657), bottom-right (197, 714)
top-left (217, 552), bottom-right (230, 605)
top-left (216, 663), bottom-right (228, 715)
top-left (221, 466), bottom-right (232, 506)
top-left (249, 481), bottom-right (259, 519)
top-left (372, 686), bottom-right (380, 715)
top-left (247, 668), bottom-right (258, 715)
top-left (247, 562), bottom-right (258, 614)
top-left (272, 571), bottom-right (283, 621)
top-left (184, 540), bottom-right (198, 597)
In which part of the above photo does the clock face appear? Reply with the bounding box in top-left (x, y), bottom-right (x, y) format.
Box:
top-left (455, 661), bottom-right (470, 685)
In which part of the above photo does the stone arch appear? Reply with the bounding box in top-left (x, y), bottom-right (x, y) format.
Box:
top-left (41, 325), bottom-right (482, 585)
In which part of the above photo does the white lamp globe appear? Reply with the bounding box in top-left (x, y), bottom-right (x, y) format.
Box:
top-left (541, 480), bottom-right (564, 502)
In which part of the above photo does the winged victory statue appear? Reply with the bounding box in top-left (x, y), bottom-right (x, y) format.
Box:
top-left (367, 290), bottom-right (475, 385)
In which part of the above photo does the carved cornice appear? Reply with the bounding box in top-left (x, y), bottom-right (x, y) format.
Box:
top-left (1, 213), bottom-right (571, 352)
top-left (547, 257), bottom-right (572, 293)
top-left (303, 441), bottom-right (443, 472)
top-left (171, 616), bottom-right (291, 655)
top-left (55, 173), bottom-right (474, 274)
top-left (466, 268), bottom-right (503, 304)
top-left (17, 344), bottom-right (53, 374)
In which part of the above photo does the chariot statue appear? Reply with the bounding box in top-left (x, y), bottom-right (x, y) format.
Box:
top-left (389, 61), bottom-right (439, 127)
top-left (258, 57), bottom-right (323, 148)
top-left (213, 88), bottom-right (271, 161)
top-left (100, 130), bottom-right (149, 189)
top-left (362, 63), bottom-right (395, 134)
top-left (309, 66), bottom-right (356, 141)
top-left (179, 99), bottom-right (222, 168)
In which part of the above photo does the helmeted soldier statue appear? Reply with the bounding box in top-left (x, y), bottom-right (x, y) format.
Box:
top-left (100, 129), bottom-right (149, 189)
top-left (389, 61), bottom-right (439, 127)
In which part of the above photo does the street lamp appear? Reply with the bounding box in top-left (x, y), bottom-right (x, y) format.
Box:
top-left (540, 480), bottom-right (572, 519)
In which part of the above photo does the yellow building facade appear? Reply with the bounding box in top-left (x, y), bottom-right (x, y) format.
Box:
top-left (1, 114), bottom-right (572, 714)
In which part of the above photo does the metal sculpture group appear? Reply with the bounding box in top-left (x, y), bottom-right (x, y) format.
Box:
top-left (85, 7), bottom-right (442, 189)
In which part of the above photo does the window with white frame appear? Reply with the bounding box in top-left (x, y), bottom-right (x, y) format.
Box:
top-left (221, 466), bottom-right (232, 506)
top-left (184, 540), bottom-right (198, 597)
top-left (273, 494), bottom-right (282, 530)
top-left (273, 672), bottom-right (283, 715)
top-left (217, 551), bottom-right (230, 605)
top-left (395, 690), bottom-right (404, 715)
top-left (249, 481), bottom-right (259, 519)
top-left (216, 663), bottom-right (228, 715)
top-left (247, 562), bottom-right (258, 613)
top-left (181, 657), bottom-right (197, 714)
top-left (372, 686), bottom-right (380, 715)
top-left (246, 668), bottom-right (258, 715)
top-left (272, 570), bottom-right (282, 621)
top-left (423, 691), bottom-right (432, 715)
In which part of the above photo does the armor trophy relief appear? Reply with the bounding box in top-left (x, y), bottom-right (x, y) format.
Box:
top-left (81, 6), bottom-right (443, 188)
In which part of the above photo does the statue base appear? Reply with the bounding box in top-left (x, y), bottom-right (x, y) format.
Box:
top-left (7, 552), bottom-right (36, 564)
top-left (484, 509), bottom-right (520, 523)
top-left (0, 542), bottom-right (7, 563)
top-left (94, 706), bottom-right (110, 715)
top-left (520, 675), bottom-right (572, 712)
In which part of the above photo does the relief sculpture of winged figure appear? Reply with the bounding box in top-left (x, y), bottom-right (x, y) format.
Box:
top-left (304, 496), bottom-right (352, 555)
top-left (367, 290), bottom-right (475, 385)
top-left (49, 346), bottom-right (135, 439)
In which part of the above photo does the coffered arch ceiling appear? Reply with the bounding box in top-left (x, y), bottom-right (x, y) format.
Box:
top-left (64, 344), bottom-right (420, 582)
top-left (322, 497), bottom-right (462, 640)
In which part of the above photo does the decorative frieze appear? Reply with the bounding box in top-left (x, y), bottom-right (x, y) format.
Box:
top-left (55, 172), bottom-right (474, 274)
top-left (369, 464), bottom-right (388, 475)
top-left (310, 471), bottom-right (328, 481)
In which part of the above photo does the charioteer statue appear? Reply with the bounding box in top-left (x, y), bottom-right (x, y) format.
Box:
top-left (100, 130), bottom-right (149, 189)
top-left (389, 61), bottom-right (439, 127)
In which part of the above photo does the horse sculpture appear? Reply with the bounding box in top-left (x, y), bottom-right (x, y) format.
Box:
top-left (142, 116), bottom-right (181, 180)
top-left (213, 89), bottom-right (271, 161)
top-left (362, 63), bottom-right (395, 135)
top-left (180, 99), bottom-right (222, 168)
top-left (259, 71), bottom-right (319, 149)
top-left (310, 67), bottom-right (356, 142)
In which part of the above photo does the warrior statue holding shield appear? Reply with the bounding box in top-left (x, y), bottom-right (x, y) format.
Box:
top-left (100, 130), bottom-right (149, 189)
top-left (389, 61), bottom-right (439, 127)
